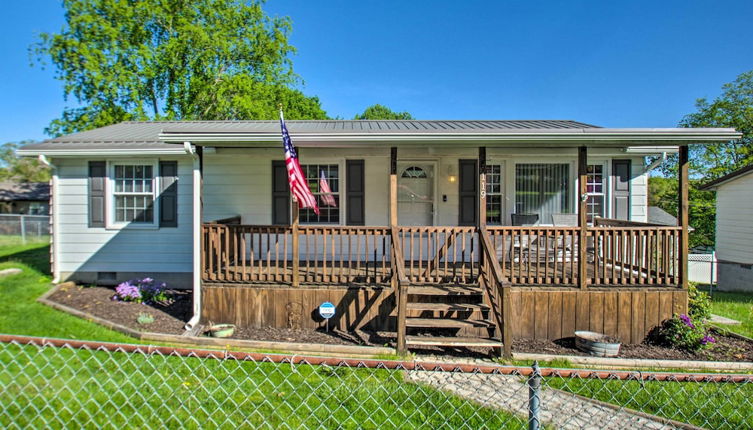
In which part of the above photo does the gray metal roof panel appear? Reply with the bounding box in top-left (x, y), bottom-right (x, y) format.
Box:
top-left (0, 182), bottom-right (50, 202)
top-left (34, 119), bottom-right (602, 144)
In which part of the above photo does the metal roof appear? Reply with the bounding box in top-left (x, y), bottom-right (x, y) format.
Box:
top-left (17, 119), bottom-right (741, 154)
top-left (0, 182), bottom-right (50, 202)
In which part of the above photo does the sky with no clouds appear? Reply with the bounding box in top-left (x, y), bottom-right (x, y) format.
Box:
top-left (1, 0), bottom-right (752, 143)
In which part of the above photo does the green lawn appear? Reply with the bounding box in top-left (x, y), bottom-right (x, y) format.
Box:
top-left (0, 238), bottom-right (135, 342)
top-left (548, 375), bottom-right (752, 430)
top-left (0, 342), bottom-right (526, 429)
top-left (710, 291), bottom-right (753, 338)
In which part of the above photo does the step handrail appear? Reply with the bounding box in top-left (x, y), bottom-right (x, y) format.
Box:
top-left (478, 225), bottom-right (513, 358)
top-left (391, 226), bottom-right (409, 354)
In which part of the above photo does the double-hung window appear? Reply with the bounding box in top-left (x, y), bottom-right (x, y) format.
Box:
top-left (586, 164), bottom-right (605, 223)
top-left (299, 164), bottom-right (340, 224)
top-left (112, 164), bottom-right (156, 224)
top-left (485, 164), bottom-right (503, 225)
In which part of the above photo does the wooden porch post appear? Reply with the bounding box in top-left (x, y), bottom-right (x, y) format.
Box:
top-left (478, 147), bottom-right (487, 229)
top-left (390, 147), bottom-right (398, 228)
top-left (578, 146), bottom-right (588, 290)
top-left (292, 199), bottom-right (300, 287)
top-left (678, 145), bottom-right (689, 289)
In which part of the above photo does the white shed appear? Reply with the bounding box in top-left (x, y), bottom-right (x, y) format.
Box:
top-left (701, 165), bottom-right (753, 291)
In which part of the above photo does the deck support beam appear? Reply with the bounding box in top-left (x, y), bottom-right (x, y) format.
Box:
top-left (678, 145), bottom-right (689, 289)
top-left (578, 146), bottom-right (588, 290)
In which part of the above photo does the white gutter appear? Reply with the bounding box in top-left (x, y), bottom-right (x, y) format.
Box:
top-left (38, 155), bottom-right (60, 283)
top-left (17, 148), bottom-right (187, 157)
top-left (158, 128), bottom-right (741, 145)
top-left (184, 142), bottom-right (202, 331)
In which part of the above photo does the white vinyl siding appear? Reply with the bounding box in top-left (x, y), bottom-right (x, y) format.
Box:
top-left (54, 157), bottom-right (193, 277)
top-left (714, 172), bottom-right (753, 264)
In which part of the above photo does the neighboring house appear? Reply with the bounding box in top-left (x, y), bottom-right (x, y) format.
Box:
top-left (0, 182), bottom-right (50, 215)
top-left (700, 165), bottom-right (753, 292)
top-left (647, 205), bottom-right (694, 231)
top-left (18, 120), bottom-right (738, 354)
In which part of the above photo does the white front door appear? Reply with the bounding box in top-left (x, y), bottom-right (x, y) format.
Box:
top-left (397, 162), bottom-right (435, 226)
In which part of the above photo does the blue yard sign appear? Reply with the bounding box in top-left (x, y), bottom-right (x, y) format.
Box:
top-left (319, 302), bottom-right (336, 319)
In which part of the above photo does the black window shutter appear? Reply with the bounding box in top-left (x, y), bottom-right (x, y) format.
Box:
top-left (159, 161), bottom-right (179, 227)
top-left (346, 160), bottom-right (365, 225)
top-left (612, 159), bottom-right (631, 220)
top-left (272, 160), bottom-right (290, 224)
top-left (88, 161), bottom-right (106, 227)
top-left (458, 160), bottom-right (478, 226)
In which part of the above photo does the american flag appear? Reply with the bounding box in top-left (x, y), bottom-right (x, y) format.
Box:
top-left (279, 111), bottom-right (319, 215)
top-left (319, 169), bottom-right (337, 207)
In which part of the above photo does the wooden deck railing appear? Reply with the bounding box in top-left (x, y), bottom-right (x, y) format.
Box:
top-left (202, 221), bottom-right (682, 288)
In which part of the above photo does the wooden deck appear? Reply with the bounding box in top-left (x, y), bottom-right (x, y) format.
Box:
top-left (209, 259), bottom-right (676, 288)
top-left (202, 223), bottom-right (680, 287)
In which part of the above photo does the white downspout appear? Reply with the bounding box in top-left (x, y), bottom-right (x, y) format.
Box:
top-left (643, 152), bottom-right (668, 173)
top-left (184, 142), bottom-right (202, 330)
top-left (38, 155), bottom-right (60, 283)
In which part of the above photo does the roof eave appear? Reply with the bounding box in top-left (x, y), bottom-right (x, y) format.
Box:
top-left (158, 129), bottom-right (741, 146)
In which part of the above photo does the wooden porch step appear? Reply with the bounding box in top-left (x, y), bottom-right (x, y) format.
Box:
top-left (407, 303), bottom-right (489, 312)
top-left (405, 317), bottom-right (495, 329)
top-left (406, 335), bottom-right (502, 348)
top-left (407, 285), bottom-right (482, 296)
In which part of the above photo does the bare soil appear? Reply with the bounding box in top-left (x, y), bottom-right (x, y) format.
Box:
top-left (48, 285), bottom-right (753, 362)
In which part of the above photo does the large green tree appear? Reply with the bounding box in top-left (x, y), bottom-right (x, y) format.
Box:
top-left (354, 104), bottom-right (414, 120)
top-left (33, 0), bottom-right (327, 136)
top-left (0, 142), bottom-right (51, 183)
top-left (652, 70), bottom-right (753, 248)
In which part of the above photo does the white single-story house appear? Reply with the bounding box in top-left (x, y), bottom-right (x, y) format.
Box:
top-left (19, 120), bottom-right (739, 354)
top-left (700, 164), bottom-right (753, 292)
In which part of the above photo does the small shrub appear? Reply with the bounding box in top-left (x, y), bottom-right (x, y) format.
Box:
top-left (137, 313), bottom-right (155, 325)
top-left (688, 282), bottom-right (711, 321)
top-left (112, 277), bottom-right (169, 304)
top-left (657, 313), bottom-right (715, 352)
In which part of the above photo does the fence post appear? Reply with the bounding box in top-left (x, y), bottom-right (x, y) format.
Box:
top-left (528, 361), bottom-right (541, 430)
top-left (20, 215), bottom-right (27, 244)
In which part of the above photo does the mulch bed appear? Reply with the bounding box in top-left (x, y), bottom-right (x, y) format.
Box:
top-left (513, 334), bottom-right (753, 362)
top-left (47, 285), bottom-right (383, 347)
top-left (49, 284), bottom-right (192, 335)
top-left (48, 285), bottom-right (753, 362)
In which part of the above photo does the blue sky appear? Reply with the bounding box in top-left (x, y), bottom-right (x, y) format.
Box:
top-left (2, 0), bottom-right (752, 143)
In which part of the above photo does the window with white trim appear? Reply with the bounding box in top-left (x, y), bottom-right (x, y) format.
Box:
top-left (112, 164), bottom-right (155, 224)
top-left (300, 164), bottom-right (340, 224)
top-left (586, 164), bottom-right (605, 223)
top-left (485, 164), bottom-right (503, 225)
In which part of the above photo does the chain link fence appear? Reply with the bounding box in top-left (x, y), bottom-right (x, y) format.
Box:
top-left (0, 334), bottom-right (751, 429)
top-left (0, 214), bottom-right (50, 243)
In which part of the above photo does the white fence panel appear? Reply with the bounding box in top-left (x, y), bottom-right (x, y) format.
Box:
top-left (688, 252), bottom-right (717, 285)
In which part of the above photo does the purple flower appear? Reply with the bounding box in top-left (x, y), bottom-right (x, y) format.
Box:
top-left (679, 314), bottom-right (695, 329)
top-left (701, 335), bottom-right (716, 345)
top-left (115, 281), bottom-right (142, 302)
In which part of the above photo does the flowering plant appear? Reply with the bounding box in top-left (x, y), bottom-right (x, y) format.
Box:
top-left (657, 313), bottom-right (713, 352)
top-left (112, 277), bottom-right (169, 304)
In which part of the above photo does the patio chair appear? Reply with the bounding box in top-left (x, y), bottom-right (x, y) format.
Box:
top-left (552, 213), bottom-right (577, 262)
top-left (510, 213), bottom-right (540, 263)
